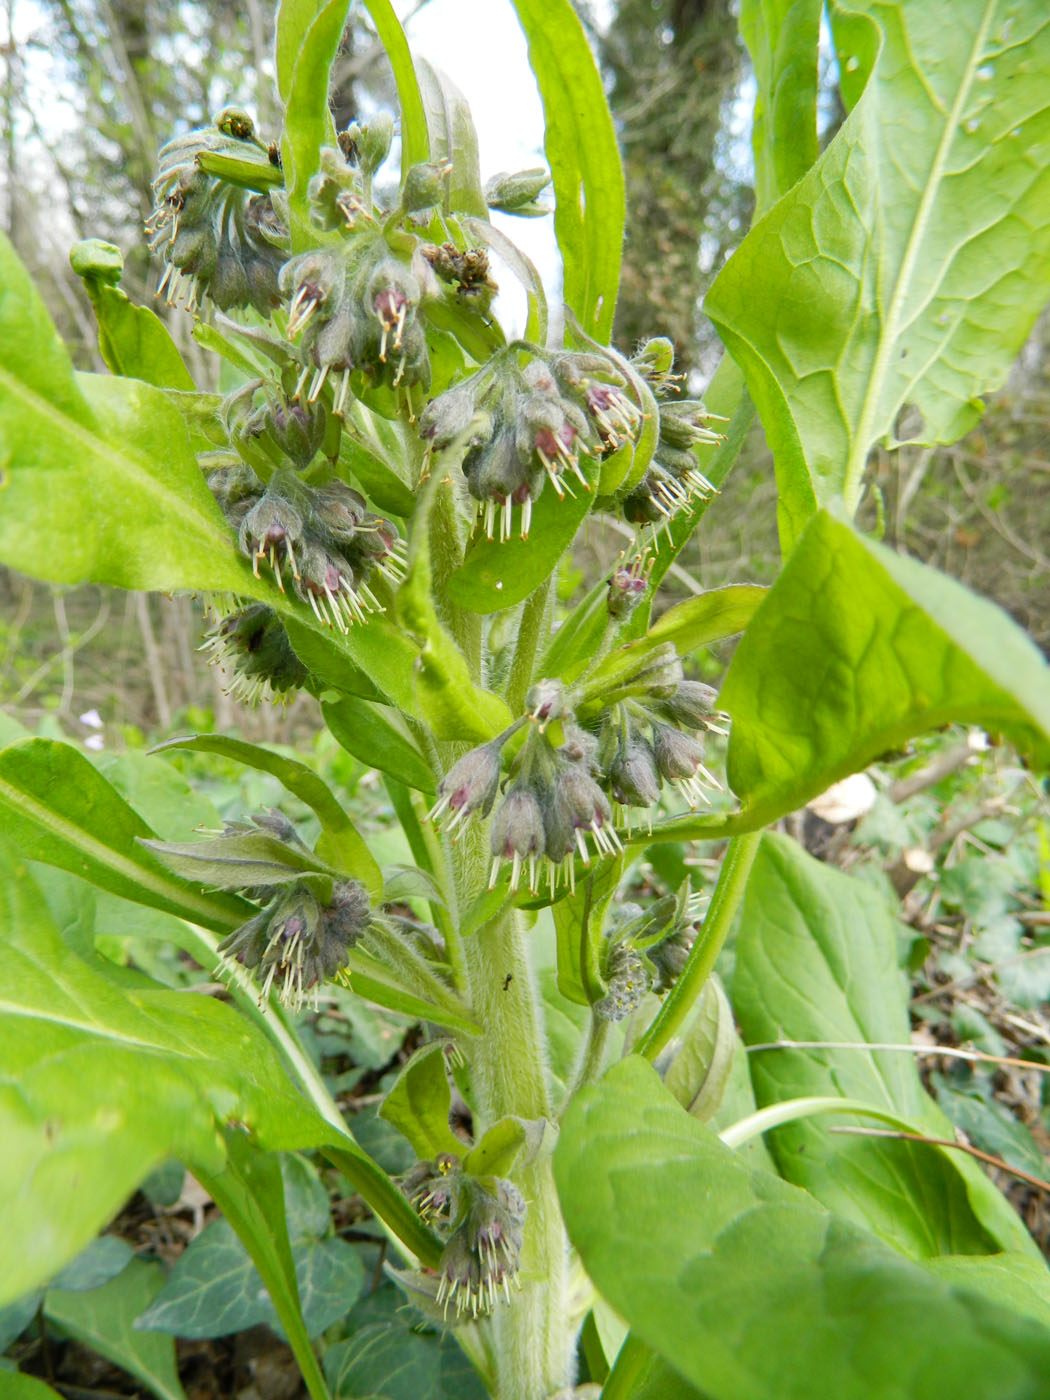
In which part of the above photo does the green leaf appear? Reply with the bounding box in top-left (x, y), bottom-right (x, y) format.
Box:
top-left (706, 0), bottom-right (1050, 544)
top-left (45, 1260), bottom-right (186, 1400)
top-left (417, 58), bottom-right (488, 219)
top-left (0, 847), bottom-right (342, 1305)
top-left (192, 1136), bottom-right (332, 1400)
top-left (70, 241), bottom-right (194, 390)
top-left (655, 511), bottom-right (1050, 843)
top-left (343, 948), bottom-right (480, 1039)
top-left (727, 512), bottom-right (1050, 818)
top-left (462, 1115), bottom-right (551, 1179)
top-left (510, 0), bottom-right (625, 342)
top-left (323, 696), bottom-right (436, 794)
top-left (556, 1057), bottom-right (1050, 1400)
top-left (734, 832), bottom-right (1041, 1260)
top-left (740, 0), bottom-right (822, 214)
top-left (445, 457), bottom-right (598, 614)
top-left (362, 0), bottom-right (429, 177)
top-left (553, 858), bottom-right (621, 1007)
top-left (282, 0), bottom-right (346, 249)
top-left (135, 1183), bottom-right (365, 1341)
top-left (325, 1321), bottom-right (443, 1400)
top-left (0, 738), bottom-right (249, 933)
top-left (50, 1236), bottom-right (134, 1292)
top-left (579, 585), bottom-right (765, 701)
top-left (1, 1378), bottom-right (64, 1400)
top-left (662, 976), bottom-right (736, 1123)
top-left (152, 735), bottom-right (382, 898)
top-left (379, 1042), bottom-right (461, 1161)
top-left (0, 235), bottom-right (255, 594)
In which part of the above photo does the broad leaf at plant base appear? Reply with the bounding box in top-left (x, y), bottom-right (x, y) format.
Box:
top-left (0, 847), bottom-right (337, 1305)
top-left (707, 0), bottom-right (1050, 546)
top-left (734, 832), bottom-right (1043, 1262)
top-left (556, 1057), bottom-right (1050, 1400)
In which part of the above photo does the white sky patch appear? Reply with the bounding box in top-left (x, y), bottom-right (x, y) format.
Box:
top-left (402, 0), bottom-right (563, 338)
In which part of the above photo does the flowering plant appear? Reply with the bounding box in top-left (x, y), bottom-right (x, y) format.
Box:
top-left (2, 2), bottom-right (1050, 1398)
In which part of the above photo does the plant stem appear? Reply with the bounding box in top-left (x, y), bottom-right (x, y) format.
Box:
top-left (457, 829), bottom-right (573, 1400)
top-left (634, 830), bottom-right (761, 1062)
top-left (562, 1011), bottom-right (612, 1110)
top-left (506, 576), bottom-right (555, 715)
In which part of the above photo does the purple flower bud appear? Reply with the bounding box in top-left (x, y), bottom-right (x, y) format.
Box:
top-left (660, 680), bottom-right (721, 730)
top-left (652, 724), bottom-right (722, 807)
top-left (489, 786), bottom-right (546, 892)
top-left (547, 766), bottom-right (620, 867)
top-left (428, 743), bottom-right (502, 832)
top-left (609, 739), bottom-right (661, 808)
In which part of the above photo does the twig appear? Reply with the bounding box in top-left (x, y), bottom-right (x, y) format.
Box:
top-left (828, 1124), bottom-right (1050, 1195)
top-left (745, 1038), bottom-right (1050, 1075)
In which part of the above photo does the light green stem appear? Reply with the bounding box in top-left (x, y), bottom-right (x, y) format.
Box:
top-left (506, 576), bottom-right (555, 715)
top-left (562, 1011), bottom-right (612, 1111)
top-left (458, 830), bottom-right (573, 1400)
top-left (634, 830), bottom-right (761, 1062)
top-left (600, 1333), bottom-right (653, 1400)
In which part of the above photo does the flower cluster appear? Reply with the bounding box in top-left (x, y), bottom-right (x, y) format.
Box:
top-left (401, 1156), bottom-right (526, 1319)
top-left (280, 241), bottom-right (431, 418)
top-left (200, 602), bottom-right (308, 707)
top-left (428, 661), bottom-right (728, 896)
top-left (207, 464), bottom-right (406, 631)
top-left (147, 107), bottom-right (286, 315)
top-left (419, 349), bottom-right (643, 542)
top-left (143, 811), bottom-right (371, 1012)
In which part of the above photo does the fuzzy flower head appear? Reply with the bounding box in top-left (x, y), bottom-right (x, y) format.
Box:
top-left (147, 109), bottom-right (286, 315)
top-left (200, 603), bottom-right (308, 707)
top-left (436, 1175), bottom-right (527, 1319)
top-left (427, 741), bottom-right (503, 835)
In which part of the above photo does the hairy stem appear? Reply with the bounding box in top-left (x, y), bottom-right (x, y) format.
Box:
top-left (456, 828), bottom-right (573, 1400)
top-left (505, 575), bottom-right (555, 715)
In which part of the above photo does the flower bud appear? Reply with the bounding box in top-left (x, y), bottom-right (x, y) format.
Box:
top-left (652, 724), bottom-right (721, 808)
top-left (660, 680), bottom-right (720, 729)
top-left (340, 111), bottom-right (394, 175)
top-left (266, 397), bottom-right (328, 469)
top-left (546, 765), bottom-right (620, 868)
top-left (428, 742), bottom-right (502, 832)
top-left (436, 1174), bottom-right (526, 1319)
top-left (238, 487), bottom-right (305, 591)
top-left (201, 605), bottom-right (308, 705)
top-left (483, 166), bottom-right (551, 215)
top-left (609, 739), bottom-right (661, 808)
top-left (401, 160), bottom-right (452, 212)
top-left (594, 943), bottom-right (649, 1022)
top-left (607, 552), bottom-right (652, 619)
top-left (489, 786), bottom-right (546, 892)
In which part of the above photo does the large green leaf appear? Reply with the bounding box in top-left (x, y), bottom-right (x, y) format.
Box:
top-left (44, 1260), bottom-right (186, 1400)
top-left (152, 735), bottom-right (382, 898)
top-left (0, 235), bottom-right (254, 594)
top-left (417, 58), bottom-right (488, 218)
top-left (323, 696), bottom-right (436, 794)
top-left (0, 738), bottom-right (248, 934)
top-left (510, 0), bottom-right (624, 343)
top-left (0, 848), bottom-right (336, 1305)
top-left (734, 833), bottom-right (1042, 1260)
top-left (556, 1057), bottom-right (1050, 1400)
top-left (652, 511), bottom-right (1050, 842)
top-left (362, 0), bottom-right (429, 176)
top-left (707, 0), bottom-right (1050, 546)
top-left (740, 0), bottom-right (822, 214)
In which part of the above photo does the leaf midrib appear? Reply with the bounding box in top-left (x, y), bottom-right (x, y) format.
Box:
top-left (0, 770), bottom-right (243, 932)
top-left (843, 0), bottom-right (998, 508)
top-left (0, 364), bottom-right (239, 564)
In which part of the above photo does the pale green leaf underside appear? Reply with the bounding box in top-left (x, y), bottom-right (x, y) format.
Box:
top-left (556, 1058), bottom-right (1050, 1400)
top-left (707, 0), bottom-right (1050, 540)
